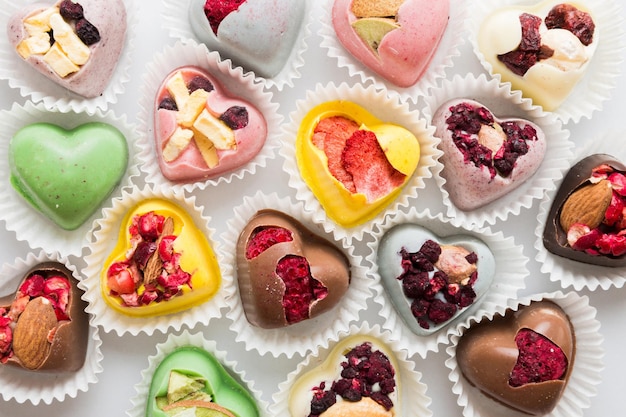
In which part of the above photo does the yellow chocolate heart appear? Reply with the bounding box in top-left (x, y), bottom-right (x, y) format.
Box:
top-left (100, 198), bottom-right (221, 317)
top-left (296, 100), bottom-right (420, 228)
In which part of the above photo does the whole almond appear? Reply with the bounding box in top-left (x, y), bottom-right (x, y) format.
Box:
top-left (12, 297), bottom-right (58, 370)
top-left (143, 216), bottom-right (175, 286)
top-left (559, 179), bottom-right (613, 232)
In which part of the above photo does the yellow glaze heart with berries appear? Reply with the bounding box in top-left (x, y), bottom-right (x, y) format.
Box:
top-left (100, 198), bottom-right (221, 317)
top-left (296, 100), bottom-right (420, 228)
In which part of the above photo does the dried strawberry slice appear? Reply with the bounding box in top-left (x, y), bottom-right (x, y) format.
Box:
top-left (509, 328), bottom-right (568, 387)
top-left (246, 226), bottom-right (293, 259)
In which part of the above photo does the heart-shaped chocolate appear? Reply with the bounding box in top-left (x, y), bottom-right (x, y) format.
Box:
top-left (478, 1), bottom-right (597, 111)
top-left (543, 153), bottom-right (626, 267)
top-left (154, 66), bottom-right (267, 183)
top-left (9, 121), bottom-right (128, 230)
top-left (433, 98), bottom-right (546, 210)
top-left (147, 346), bottom-right (259, 417)
top-left (0, 262), bottom-right (89, 372)
top-left (377, 223), bottom-right (495, 336)
top-left (456, 300), bottom-right (575, 416)
top-left (296, 100), bottom-right (420, 228)
top-left (101, 198), bottom-right (222, 317)
top-left (7, 0), bottom-right (126, 98)
top-left (236, 209), bottom-right (351, 329)
top-left (188, 0), bottom-right (305, 78)
top-left (289, 334), bottom-right (400, 416)
top-left (332, 0), bottom-right (449, 87)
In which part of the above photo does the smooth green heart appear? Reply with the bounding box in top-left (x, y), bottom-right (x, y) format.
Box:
top-left (147, 346), bottom-right (259, 417)
top-left (9, 122), bottom-right (128, 230)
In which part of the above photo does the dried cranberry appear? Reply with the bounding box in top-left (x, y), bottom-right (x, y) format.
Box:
top-left (498, 13), bottom-right (554, 76)
top-left (188, 76), bottom-right (214, 93)
top-left (59, 0), bottom-right (84, 20)
top-left (545, 4), bottom-right (595, 46)
top-left (158, 97), bottom-right (178, 111)
top-left (133, 241), bottom-right (157, 268)
top-left (137, 212), bottom-right (164, 240)
top-left (75, 18), bottom-right (100, 45)
top-left (220, 106), bottom-right (249, 130)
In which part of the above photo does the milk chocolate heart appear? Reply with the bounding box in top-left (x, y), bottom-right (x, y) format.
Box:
top-left (0, 262), bottom-right (89, 372)
top-left (543, 154), bottom-right (626, 267)
top-left (296, 100), bottom-right (420, 228)
top-left (7, 0), bottom-right (126, 98)
top-left (332, 0), bottom-right (449, 87)
top-left (189, 0), bottom-right (305, 78)
top-left (9, 121), bottom-right (128, 230)
top-left (147, 346), bottom-right (259, 417)
top-left (236, 209), bottom-right (351, 329)
top-left (101, 198), bottom-right (222, 317)
top-left (154, 66), bottom-right (267, 183)
top-left (433, 99), bottom-right (546, 210)
top-left (456, 300), bottom-right (575, 416)
top-left (478, 1), bottom-right (597, 111)
top-left (289, 334), bottom-right (400, 416)
top-left (377, 223), bottom-right (495, 336)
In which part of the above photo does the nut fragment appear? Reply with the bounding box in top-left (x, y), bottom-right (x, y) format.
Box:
top-left (143, 217), bottom-right (175, 286)
top-left (559, 179), bottom-right (613, 232)
top-left (12, 297), bottom-right (58, 370)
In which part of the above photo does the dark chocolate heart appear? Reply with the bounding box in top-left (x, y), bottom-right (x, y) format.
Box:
top-left (456, 300), bottom-right (575, 416)
top-left (236, 209), bottom-right (351, 329)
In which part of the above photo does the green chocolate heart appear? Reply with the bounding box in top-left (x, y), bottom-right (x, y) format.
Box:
top-left (147, 346), bottom-right (259, 417)
top-left (9, 122), bottom-right (128, 230)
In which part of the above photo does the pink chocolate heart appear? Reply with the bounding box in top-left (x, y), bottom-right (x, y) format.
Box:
top-left (433, 99), bottom-right (547, 210)
top-left (154, 66), bottom-right (267, 183)
top-left (332, 0), bottom-right (449, 88)
top-left (7, 0), bottom-right (126, 98)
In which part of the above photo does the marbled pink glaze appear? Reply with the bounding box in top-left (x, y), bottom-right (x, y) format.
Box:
top-left (433, 99), bottom-right (547, 210)
top-left (154, 66), bottom-right (267, 183)
top-left (7, 0), bottom-right (126, 98)
top-left (332, 0), bottom-right (449, 88)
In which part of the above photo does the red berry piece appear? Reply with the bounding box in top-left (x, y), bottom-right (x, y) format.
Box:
top-left (219, 106), bottom-right (249, 130)
top-left (203, 0), bottom-right (247, 35)
top-left (188, 76), bottom-right (214, 93)
top-left (75, 18), bottom-right (101, 45)
top-left (245, 226), bottom-right (293, 259)
top-left (59, 0), bottom-right (84, 20)
top-left (498, 13), bottom-right (554, 76)
top-left (509, 329), bottom-right (568, 387)
top-left (545, 4), bottom-right (595, 46)
top-left (158, 97), bottom-right (178, 111)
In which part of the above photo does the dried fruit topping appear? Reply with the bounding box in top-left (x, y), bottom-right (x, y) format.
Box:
top-left (246, 226), bottom-right (294, 259)
top-left (446, 103), bottom-right (538, 178)
top-left (545, 3), bottom-right (595, 46)
top-left (188, 76), bottom-right (214, 93)
top-left (59, 0), bottom-right (84, 20)
top-left (219, 106), bottom-right (249, 130)
top-left (276, 255), bottom-right (328, 324)
top-left (498, 13), bottom-right (554, 76)
top-left (309, 342), bottom-right (396, 416)
top-left (203, 0), bottom-right (247, 35)
top-left (509, 328), bottom-right (568, 387)
top-left (75, 18), bottom-right (101, 46)
top-left (158, 97), bottom-right (178, 111)
top-left (397, 239), bottom-right (479, 329)
top-left (106, 211), bottom-right (192, 307)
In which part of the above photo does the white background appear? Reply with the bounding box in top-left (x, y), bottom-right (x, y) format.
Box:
top-left (1, 1), bottom-right (626, 416)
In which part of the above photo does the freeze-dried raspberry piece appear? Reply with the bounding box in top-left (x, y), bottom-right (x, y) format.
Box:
top-left (341, 130), bottom-right (406, 202)
top-left (203, 0), bottom-right (247, 35)
top-left (545, 4), bottom-right (595, 46)
top-left (509, 328), bottom-right (568, 387)
top-left (158, 97), bottom-right (178, 111)
top-left (220, 106), bottom-right (249, 130)
top-left (428, 299), bottom-right (457, 324)
top-left (276, 255), bottom-right (328, 324)
top-left (245, 226), bottom-right (293, 259)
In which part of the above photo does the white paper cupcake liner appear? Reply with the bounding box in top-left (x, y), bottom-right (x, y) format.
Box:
top-left (221, 191), bottom-right (371, 358)
top-left (467, 0), bottom-right (625, 124)
top-left (136, 40), bottom-right (282, 193)
top-left (270, 322), bottom-right (433, 417)
top-left (422, 73), bottom-right (574, 228)
top-left (162, 0), bottom-right (311, 91)
top-left (446, 291), bottom-right (603, 417)
top-left (319, 0), bottom-right (468, 102)
top-left (80, 184), bottom-right (229, 336)
top-left (281, 81), bottom-right (440, 243)
top-left (0, 0), bottom-right (138, 113)
top-left (0, 250), bottom-right (103, 405)
top-left (127, 329), bottom-right (270, 417)
top-left (534, 132), bottom-right (626, 290)
top-left (366, 207), bottom-right (527, 359)
top-left (0, 101), bottom-right (141, 258)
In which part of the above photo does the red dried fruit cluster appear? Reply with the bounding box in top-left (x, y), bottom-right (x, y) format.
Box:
top-left (245, 226), bottom-right (294, 259)
top-left (446, 103), bottom-right (537, 178)
top-left (58, 0), bottom-right (101, 46)
top-left (567, 166), bottom-right (626, 257)
top-left (106, 211), bottom-right (191, 307)
top-left (219, 106), bottom-right (249, 130)
top-left (276, 255), bottom-right (328, 324)
top-left (398, 239), bottom-right (478, 329)
top-left (309, 342), bottom-right (396, 416)
top-left (312, 116), bottom-right (406, 202)
top-left (509, 328), bottom-right (568, 387)
top-left (498, 4), bottom-right (595, 76)
top-left (0, 274), bottom-right (70, 363)
top-left (203, 0), bottom-right (247, 35)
